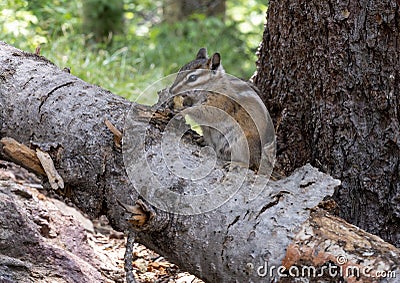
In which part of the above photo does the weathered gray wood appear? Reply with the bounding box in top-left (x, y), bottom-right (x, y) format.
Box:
top-left (1, 42), bottom-right (398, 282)
top-left (0, 42), bottom-right (131, 225)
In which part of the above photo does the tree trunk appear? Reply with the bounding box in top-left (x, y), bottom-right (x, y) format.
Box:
top-left (163, 0), bottom-right (225, 23)
top-left (253, 0), bottom-right (400, 248)
top-left (1, 42), bottom-right (399, 282)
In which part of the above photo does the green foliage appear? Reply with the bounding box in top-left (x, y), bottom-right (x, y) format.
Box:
top-left (227, 0), bottom-right (268, 53)
top-left (82, 0), bottom-right (124, 42)
top-left (1, 0), bottom-right (267, 104)
top-left (1, 0), bottom-right (45, 49)
top-left (26, 0), bottom-right (81, 36)
top-left (149, 16), bottom-right (252, 77)
top-left (0, 0), bottom-right (80, 49)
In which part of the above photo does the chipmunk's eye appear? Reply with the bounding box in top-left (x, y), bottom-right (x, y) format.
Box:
top-left (187, 74), bottom-right (198, 82)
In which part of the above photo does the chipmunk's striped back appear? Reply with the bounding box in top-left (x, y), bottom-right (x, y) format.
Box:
top-left (169, 48), bottom-right (275, 175)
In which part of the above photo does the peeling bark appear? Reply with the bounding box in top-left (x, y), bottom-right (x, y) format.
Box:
top-left (283, 209), bottom-right (399, 282)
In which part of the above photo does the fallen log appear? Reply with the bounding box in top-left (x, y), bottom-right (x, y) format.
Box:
top-left (0, 42), bottom-right (398, 282)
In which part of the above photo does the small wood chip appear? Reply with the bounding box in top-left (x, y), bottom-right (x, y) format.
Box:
top-left (0, 137), bottom-right (45, 176)
top-left (105, 119), bottom-right (122, 149)
top-left (36, 148), bottom-right (64, 190)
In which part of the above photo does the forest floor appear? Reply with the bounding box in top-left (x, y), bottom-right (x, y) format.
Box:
top-left (0, 160), bottom-right (203, 283)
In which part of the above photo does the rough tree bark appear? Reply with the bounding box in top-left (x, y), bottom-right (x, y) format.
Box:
top-left (1, 43), bottom-right (399, 282)
top-left (253, 0), bottom-right (400, 247)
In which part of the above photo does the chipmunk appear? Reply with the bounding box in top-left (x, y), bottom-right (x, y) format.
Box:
top-left (168, 48), bottom-right (275, 174)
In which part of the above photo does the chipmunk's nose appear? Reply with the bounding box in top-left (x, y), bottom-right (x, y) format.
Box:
top-left (169, 82), bottom-right (180, 95)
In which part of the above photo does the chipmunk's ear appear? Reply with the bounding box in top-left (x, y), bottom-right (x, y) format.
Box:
top-left (196, 48), bottom-right (208, 59)
top-left (210, 53), bottom-right (221, 71)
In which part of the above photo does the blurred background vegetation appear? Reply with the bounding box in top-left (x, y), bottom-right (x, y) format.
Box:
top-left (0, 0), bottom-right (267, 104)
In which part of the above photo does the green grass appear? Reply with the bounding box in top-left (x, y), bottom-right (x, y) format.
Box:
top-left (0, 0), bottom-right (267, 104)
